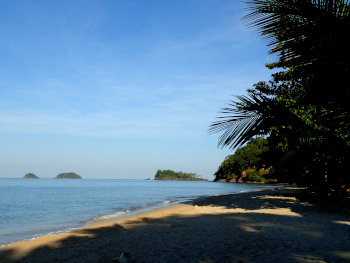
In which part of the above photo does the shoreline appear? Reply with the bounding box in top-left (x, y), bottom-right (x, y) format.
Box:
top-left (0, 197), bottom-right (184, 249)
top-left (1, 183), bottom-right (275, 249)
top-left (0, 186), bottom-right (278, 248)
top-left (1, 185), bottom-right (350, 262)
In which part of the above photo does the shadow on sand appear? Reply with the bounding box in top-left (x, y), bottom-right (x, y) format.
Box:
top-left (1, 188), bottom-right (350, 263)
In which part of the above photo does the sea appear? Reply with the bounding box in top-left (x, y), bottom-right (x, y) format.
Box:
top-left (0, 179), bottom-right (274, 247)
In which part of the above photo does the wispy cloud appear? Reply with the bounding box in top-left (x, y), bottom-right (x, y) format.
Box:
top-left (0, 0), bottom-right (272, 178)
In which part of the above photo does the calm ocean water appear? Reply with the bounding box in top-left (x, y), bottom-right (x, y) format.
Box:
top-left (0, 179), bottom-right (273, 246)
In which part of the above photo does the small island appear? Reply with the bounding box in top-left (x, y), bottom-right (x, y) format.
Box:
top-left (154, 169), bottom-right (207, 181)
top-left (23, 173), bottom-right (39, 179)
top-left (54, 172), bottom-right (82, 179)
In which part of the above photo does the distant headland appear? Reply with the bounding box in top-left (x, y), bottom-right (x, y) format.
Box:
top-left (154, 169), bottom-right (207, 181)
top-left (23, 173), bottom-right (39, 179)
top-left (54, 172), bottom-right (82, 179)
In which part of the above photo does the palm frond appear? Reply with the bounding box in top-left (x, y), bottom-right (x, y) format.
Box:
top-left (209, 87), bottom-right (314, 150)
top-left (243, 0), bottom-right (350, 62)
top-left (209, 93), bottom-right (275, 149)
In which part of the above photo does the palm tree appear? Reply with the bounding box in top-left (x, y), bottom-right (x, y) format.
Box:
top-left (244, 0), bottom-right (350, 105)
top-left (209, 82), bottom-right (301, 149)
top-left (210, 0), bottom-right (350, 148)
top-left (210, 0), bottom-right (350, 189)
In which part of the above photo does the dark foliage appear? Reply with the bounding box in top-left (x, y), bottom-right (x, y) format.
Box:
top-left (154, 169), bottom-right (207, 181)
top-left (210, 0), bottom-right (350, 195)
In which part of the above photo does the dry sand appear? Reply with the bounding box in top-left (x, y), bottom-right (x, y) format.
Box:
top-left (0, 186), bottom-right (349, 263)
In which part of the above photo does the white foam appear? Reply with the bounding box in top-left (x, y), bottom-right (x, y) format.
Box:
top-left (90, 209), bottom-right (132, 222)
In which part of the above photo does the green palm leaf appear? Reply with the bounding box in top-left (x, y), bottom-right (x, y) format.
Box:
top-left (209, 92), bottom-right (275, 149)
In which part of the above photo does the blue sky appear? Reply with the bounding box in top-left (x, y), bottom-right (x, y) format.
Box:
top-left (0, 0), bottom-right (272, 179)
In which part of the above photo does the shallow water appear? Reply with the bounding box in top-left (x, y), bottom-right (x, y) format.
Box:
top-left (0, 178), bottom-right (273, 246)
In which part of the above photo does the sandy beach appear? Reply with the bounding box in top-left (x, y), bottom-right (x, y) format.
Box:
top-left (1, 186), bottom-right (349, 263)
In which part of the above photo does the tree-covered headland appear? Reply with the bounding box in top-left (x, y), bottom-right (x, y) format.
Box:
top-left (210, 0), bottom-right (350, 197)
top-left (55, 172), bottom-right (82, 179)
top-left (23, 173), bottom-right (39, 179)
top-left (155, 169), bottom-right (208, 181)
top-left (214, 137), bottom-right (272, 183)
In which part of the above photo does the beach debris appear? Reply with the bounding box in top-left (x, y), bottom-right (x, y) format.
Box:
top-left (97, 252), bottom-right (131, 263)
top-left (112, 252), bottom-right (131, 263)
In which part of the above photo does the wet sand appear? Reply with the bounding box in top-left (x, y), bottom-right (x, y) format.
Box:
top-left (0, 186), bottom-right (349, 263)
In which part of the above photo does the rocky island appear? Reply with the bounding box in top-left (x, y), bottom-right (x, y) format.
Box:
top-left (154, 169), bottom-right (207, 181)
top-left (23, 173), bottom-right (39, 179)
top-left (55, 172), bottom-right (82, 179)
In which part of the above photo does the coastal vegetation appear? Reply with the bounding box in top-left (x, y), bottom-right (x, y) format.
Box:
top-left (55, 172), bottom-right (82, 179)
top-left (154, 169), bottom-right (207, 181)
top-left (210, 0), bottom-right (350, 197)
top-left (214, 137), bottom-right (271, 183)
top-left (23, 173), bottom-right (39, 179)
